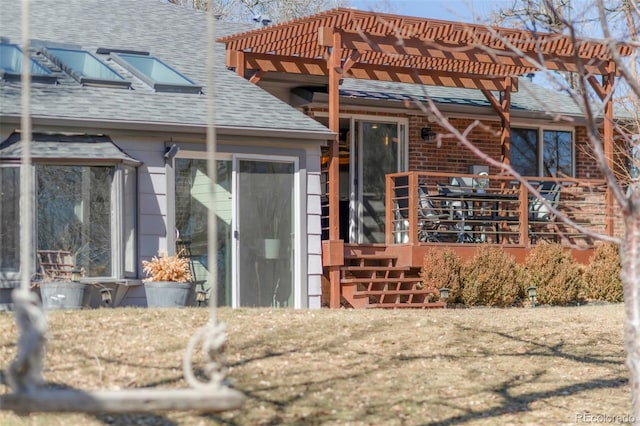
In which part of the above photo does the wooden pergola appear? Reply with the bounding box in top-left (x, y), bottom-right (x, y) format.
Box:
top-left (218, 8), bottom-right (633, 307)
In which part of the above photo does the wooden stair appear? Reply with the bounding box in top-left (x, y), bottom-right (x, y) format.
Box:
top-left (340, 254), bottom-right (445, 309)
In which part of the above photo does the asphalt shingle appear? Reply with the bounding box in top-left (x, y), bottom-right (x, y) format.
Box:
top-left (0, 0), bottom-right (331, 135)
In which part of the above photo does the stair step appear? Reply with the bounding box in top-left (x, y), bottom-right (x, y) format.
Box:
top-left (355, 290), bottom-right (438, 296)
top-left (341, 277), bottom-right (421, 284)
top-left (344, 254), bottom-right (398, 260)
top-left (341, 266), bottom-right (409, 272)
top-left (366, 301), bottom-right (446, 309)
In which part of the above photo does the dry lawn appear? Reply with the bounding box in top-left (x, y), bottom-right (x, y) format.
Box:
top-left (0, 304), bottom-right (631, 425)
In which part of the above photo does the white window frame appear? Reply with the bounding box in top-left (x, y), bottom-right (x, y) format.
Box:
top-left (33, 162), bottom-right (134, 281)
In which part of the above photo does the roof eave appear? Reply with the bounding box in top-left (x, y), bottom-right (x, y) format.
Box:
top-left (0, 115), bottom-right (333, 140)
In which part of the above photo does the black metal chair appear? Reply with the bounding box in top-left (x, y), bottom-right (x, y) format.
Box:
top-left (528, 181), bottom-right (562, 243)
top-left (393, 176), bottom-right (448, 243)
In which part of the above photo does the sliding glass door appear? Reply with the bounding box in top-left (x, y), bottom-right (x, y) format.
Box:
top-left (235, 157), bottom-right (296, 307)
top-left (355, 120), bottom-right (406, 243)
top-left (175, 155), bottom-right (297, 308)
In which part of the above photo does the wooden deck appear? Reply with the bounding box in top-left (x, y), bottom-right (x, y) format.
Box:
top-left (322, 172), bottom-right (610, 309)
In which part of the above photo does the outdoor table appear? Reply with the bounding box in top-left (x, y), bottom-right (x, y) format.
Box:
top-left (439, 191), bottom-right (519, 242)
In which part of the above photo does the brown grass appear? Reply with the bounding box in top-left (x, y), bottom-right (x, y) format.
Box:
top-left (0, 304), bottom-right (631, 425)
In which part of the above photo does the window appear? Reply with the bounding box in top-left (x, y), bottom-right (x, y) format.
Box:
top-left (511, 127), bottom-right (573, 177)
top-left (111, 53), bottom-right (201, 93)
top-left (0, 43), bottom-right (56, 83)
top-left (43, 47), bottom-right (130, 88)
top-left (543, 130), bottom-right (573, 177)
top-left (37, 166), bottom-right (113, 277)
top-left (0, 166), bottom-right (19, 273)
top-left (0, 133), bottom-right (138, 280)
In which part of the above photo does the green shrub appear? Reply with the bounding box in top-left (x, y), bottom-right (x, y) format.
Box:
top-left (582, 243), bottom-right (623, 303)
top-left (461, 246), bottom-right (521, 307)
top-left (521, 243), bottom-right (582, 306)
top-left (420, 247), bottom-right (463, 303)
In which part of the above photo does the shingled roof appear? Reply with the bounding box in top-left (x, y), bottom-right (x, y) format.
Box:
top-left (0, 0), bottom-right (332, 138)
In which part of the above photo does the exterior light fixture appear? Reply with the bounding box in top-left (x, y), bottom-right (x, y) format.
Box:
top-left (421, 127), bottom-right (435, 142)
top-left (100, 288), bottom-right (113, 306)
top-left (439, 287), bottom-right (450, 304)
top-left (527, 286), bottom-right (538, 307)
top-left (196, 289), bottom-right (207, 307)
top-left (71, 266), bottom-right (82, 282)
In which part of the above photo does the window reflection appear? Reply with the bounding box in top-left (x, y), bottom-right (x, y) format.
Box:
top-left (36, 165), bottom-right (112, 277)
top-left (543, 130), bottom-right (572, 177)
top-left (511, 128), bottom-right (573, 177)
top-left (511, 128), bottom-right (538, 176)
top-left (175, 159), bottom-right (232, 306)
top-left (0, 167), bottom-right (19, 272)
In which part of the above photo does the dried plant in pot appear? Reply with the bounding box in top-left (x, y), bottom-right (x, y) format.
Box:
top-left (142, 251), bottom-right (194, 308)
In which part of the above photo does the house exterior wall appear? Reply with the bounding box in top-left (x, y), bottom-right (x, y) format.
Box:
top-left (170, 134), bottom-right (323, 309)
top-left (0, 127), bottom-right (325, 309)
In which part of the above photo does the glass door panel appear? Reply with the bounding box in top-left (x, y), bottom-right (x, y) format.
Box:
top-left (236, 159), bottom-right (294, 307)
top-left (357, 121), bottom-right (399, 243)
top-left (175, 159), bottom-right (232, 306)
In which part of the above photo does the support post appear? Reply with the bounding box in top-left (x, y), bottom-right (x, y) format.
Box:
top-left (603, 67), bottom-right (615, 237)
top-left (327, 28), bottom-right (343, 308)
top-left (481, 77), bottom-right (512, 167)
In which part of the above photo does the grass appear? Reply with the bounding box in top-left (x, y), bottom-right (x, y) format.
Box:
top-left (0, 304), bottom-right (631, 425)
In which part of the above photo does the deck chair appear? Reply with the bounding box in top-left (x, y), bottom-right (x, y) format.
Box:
top-left (417, 186), bottom-right (450, 242)
top-left (176, 239), bottom-right (207, 304)
top-left (393, 176), bottom-right (447, 243)
top-left (437, 184), bottom-right (476, 242)
top-left (528, 181), bottom-right (562, 243)
top-left (36, 250), bottom-right (74, 281)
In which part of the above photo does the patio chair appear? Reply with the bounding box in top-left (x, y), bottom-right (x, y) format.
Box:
top-left (176, 239), bottom-right (208, 303)
top-left (393, 176), bottom-right (448, 243)
top-left (417, 186), bottom-right (450, 242)
top-left (36, 250), bottom-right (74, 281)
top-left (528, 181), bottom-right (562, 243)
top-left (438, 183), bottom-right (483, 242)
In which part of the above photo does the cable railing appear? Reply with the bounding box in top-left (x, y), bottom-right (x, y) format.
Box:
top-left (386, 171), bottom-right (609, 247)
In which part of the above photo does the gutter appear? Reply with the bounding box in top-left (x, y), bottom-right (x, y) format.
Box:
top-left (0, 115), bottom-right (335, 141)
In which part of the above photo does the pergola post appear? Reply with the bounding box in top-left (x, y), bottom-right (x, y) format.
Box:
top-left (603, 66), bottom-right (615, 237)
top-left (481, 77), bottom-right (513, 167)
top-left (588, 63), bottom-right (616, 237)
top-left (319, 27), bottom-right (345, 309)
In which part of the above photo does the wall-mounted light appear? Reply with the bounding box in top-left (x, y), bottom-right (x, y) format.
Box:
top-left (421, 127), bottom-right (435, 142)
top-left (164, 144), bottom-right (179, 160)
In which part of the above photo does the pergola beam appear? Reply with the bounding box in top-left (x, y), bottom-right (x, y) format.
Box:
top-left (229, 50), bottom-right (520, 91)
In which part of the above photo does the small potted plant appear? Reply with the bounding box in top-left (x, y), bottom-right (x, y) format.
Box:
top-left (142, 251), bottom-right (194, 308)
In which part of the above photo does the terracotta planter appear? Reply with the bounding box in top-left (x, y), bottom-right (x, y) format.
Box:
top-left (144, 281), bottom-right (194, 308)
top-left (40, 280), bottom-right (87, 310)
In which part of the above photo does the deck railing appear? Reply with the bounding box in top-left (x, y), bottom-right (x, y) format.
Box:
top-left (385, 172), bottom-right (609, 247)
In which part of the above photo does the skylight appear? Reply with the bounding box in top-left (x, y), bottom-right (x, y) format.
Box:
top-left (111, 53), bottom-right (201, 93)
top-left (43, 47), bottom-right (130, 88)
top-left (0, 43), bottom-right (56, 83)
